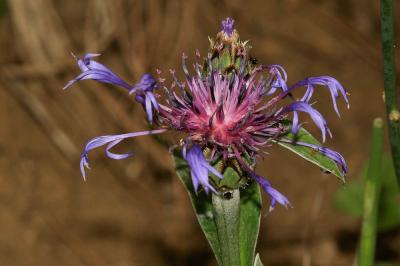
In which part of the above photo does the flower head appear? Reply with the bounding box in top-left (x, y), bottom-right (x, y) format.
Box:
top-left (63, 53), bottom-right (132, 90)
top-left (64, 17), bottom-right (349, 210)
top-left (64, 53), bottom-right (159, 123)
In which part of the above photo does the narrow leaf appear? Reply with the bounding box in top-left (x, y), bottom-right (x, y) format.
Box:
top-left (275, 126), bottom-right (345, 181)
top-left (172, 151), bottom-right (222, 265)
top-left (239, 180), bottom-right (262, 266)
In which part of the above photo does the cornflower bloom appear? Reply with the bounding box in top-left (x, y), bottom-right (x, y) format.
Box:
top-left (64, 18), bottom-right (349, 210)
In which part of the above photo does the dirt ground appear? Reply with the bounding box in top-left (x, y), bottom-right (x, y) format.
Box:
top-left (0, 0), bottom-right (399, 265)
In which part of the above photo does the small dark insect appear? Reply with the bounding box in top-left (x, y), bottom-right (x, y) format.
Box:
top-left (249, 56), bottom-right (257, 65)
top-left (320, 168), bottom-right (332, 175)
top-left (240, 178), bottom-right (253, 190)
top-left (223, 191), bottom-right (233, 199)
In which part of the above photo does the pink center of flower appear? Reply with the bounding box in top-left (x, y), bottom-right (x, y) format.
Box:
top-left (210, 119), bottom-right (235, 144)
top-left (186, 107), bottom-right (243, 145)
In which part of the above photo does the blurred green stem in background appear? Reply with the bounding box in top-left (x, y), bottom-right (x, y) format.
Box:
top-left (0, 0), bottom-right (7, 17)
top-left (380, 0), bottom-right (400, 186)
top-left (358, 118), bottom-right (384, 266)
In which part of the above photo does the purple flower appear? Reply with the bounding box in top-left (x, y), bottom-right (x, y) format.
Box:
top-left (64, 18), bottom-right (349, 211)
top-left (63, 53), bottom-right (132, 90)
top-left (80, 129), bottom-right (166, 180)
top-left (156, 52), bottom-right (348, 207)
top-left (64, 53), bottom-right (159, 123)
top-left (291, 76), bottom-right (350, 117)
top-left (183, 144), bottom-right (223, 194)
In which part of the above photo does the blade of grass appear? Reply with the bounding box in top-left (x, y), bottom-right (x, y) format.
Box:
top-left (380, 0), bottom-right (400, 186)
top-left (358, 118), bottom-right (384, 266)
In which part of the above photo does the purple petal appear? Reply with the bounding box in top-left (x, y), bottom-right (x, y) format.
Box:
top-left (182, 143), bottom-right (188, 160)
top-left (147, 91), bottom-right (159, 110)
top-left (143, 91), bottom-right (159, 124)
top-left (133, 73), bottom-right (158, 93)
top-left (145, 93), bottom-right (153, 124)
top-left (289, 76), bottom-right (349, 116)
top-left (63, 69), bottom-right (132, 90)
top-left (77, 53), bottom-right (102, 71)
top-left (80, 129), bottom-right (166, 180)
top-left (131, 74), bottom-right (160, 124)
top-left (203, 163), bottom-right (224, 180)
top-left (301, 82), bottom-right (314, 102)
top-left (281, 101), bottom-right (329, 142)
top-left (185, 144), bottom-right (223, 194)
top-left (135, 94), bottom-right (145, 104)
top-left (292, 111), bottom-right (300, 135)
top-left (248, 172), bottom-right (292, 211)
top-left (105, 139), bottom-right (133, 160)
top-left (267, 65), bottom-right (288, 95)
top-left (64, 53), bottom-right (132, 90)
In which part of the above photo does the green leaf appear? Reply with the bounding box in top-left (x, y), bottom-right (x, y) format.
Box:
top-left (239, 180), bottom-right (262, 266)
top-left (275, 126), bottom-right (345, 181)
top-left (172, 151), bottom-right (222, 265)
top-left (254, 253), bottom-right (264, 266)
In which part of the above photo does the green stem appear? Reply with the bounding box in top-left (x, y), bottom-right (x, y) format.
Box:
top-left (380, 0), bottom-right (400, 186)
top-left (358, 118), bottom-right (384, 266)
top-left (212, 189), bottom-right (241, 266)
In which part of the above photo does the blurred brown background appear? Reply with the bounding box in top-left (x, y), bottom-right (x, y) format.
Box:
top-left (0, 0), bottom-right (399, 265)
